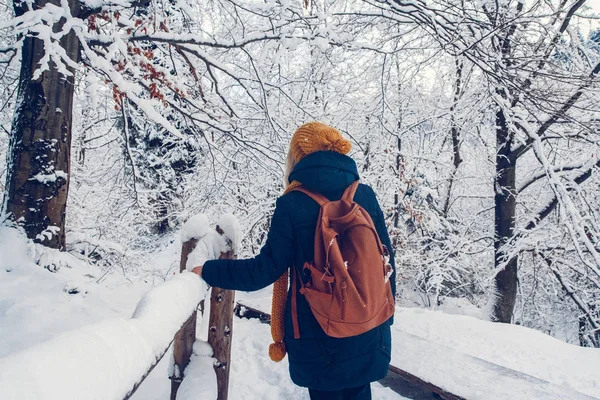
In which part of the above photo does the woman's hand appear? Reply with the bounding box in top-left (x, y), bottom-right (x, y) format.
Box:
top-left (191, 266), bottom-right (203, 276)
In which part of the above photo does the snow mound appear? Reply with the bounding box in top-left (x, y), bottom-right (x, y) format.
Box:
top-left (394, 307), bottom-right (600, 398)
top-left (0, 273), bottom-right (207, 400)
top-left (182, 213), bottom-right (241, 271)
top-left (0, 225), bottom-right (31, 272)
top-left (217, 213), bottom-right (242, 254)
top-left (176, 341), bottom-right (218, 400)
top-left (180, 214), bottom-right (212, 243)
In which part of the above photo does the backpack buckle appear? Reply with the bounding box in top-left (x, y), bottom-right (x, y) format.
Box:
top-left (382, 245), bottom-right (390, 258)
top-left (384, 262), bottom-right (393, 283)
top-left (382, 245), bottom-right (393, 283)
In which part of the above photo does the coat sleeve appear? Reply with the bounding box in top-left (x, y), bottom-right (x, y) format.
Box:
top-left (365, 185), bottom-right (397, 300)
top-left (201, 196), bottom-right (294, 292)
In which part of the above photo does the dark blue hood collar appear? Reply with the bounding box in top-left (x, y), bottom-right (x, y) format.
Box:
top-left (288, 151), bottom-right (359, 195)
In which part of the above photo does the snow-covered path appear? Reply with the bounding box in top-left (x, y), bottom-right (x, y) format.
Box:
top-left (130, 311), bottom-right (406, 400)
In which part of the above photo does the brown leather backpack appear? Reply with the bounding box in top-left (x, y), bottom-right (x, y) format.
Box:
top-left (290, 180), bottom-right (395, 339)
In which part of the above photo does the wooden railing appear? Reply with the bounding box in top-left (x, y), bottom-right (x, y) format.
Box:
top-left (0, 217), bottom-right (237, 400)
top-left (0, 272), bottom-right (205, 400)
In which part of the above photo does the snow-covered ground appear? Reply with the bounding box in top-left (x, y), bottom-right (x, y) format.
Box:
top-left (391, 308), bottom-right (600, 399)
top-left (0, 225), bottom-right (401, 399)
top-left (129, 288), bottom-right (403, 400)
top-left (1, 224), bottom-right (599, 400)
top-left (0, 226), bottom-right (154, 358)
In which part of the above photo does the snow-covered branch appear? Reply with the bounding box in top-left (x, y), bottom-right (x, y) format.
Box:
top-left (523, 158), bottom-right (600, 231)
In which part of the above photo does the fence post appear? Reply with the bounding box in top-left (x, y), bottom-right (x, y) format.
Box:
top-left (208, 224), bottom-right (236, 400)
top-left (170, 238), bottom-right (199, 400)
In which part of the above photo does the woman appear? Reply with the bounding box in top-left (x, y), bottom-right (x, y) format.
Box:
top-left (192, 122), bottom-right (396, 400)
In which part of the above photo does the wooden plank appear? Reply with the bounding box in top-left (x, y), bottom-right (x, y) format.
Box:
top-left (378, 369), bottom-right (445, 400)
top-left (387, 365), bottom-right (464, 400)
top-left (208, 286), bottom-right (235, 400)
top-left (233, 302), bottom-right (271, 324)
top-left (170, 237), bottom-right (199, 399)
top-left (170, 312), bottom-right (197, 400)
top-left (208, 226), bottom-right (236, 400)
top-left (179, 238), bottom-right (199, 274)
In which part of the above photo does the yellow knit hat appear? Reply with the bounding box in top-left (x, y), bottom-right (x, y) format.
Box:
top-left (289, 122), bottom-right (352, 164)
top-left (269, 122), bottom-right (351, 363)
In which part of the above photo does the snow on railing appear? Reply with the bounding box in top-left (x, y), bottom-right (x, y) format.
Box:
top-left (0, 273), bottom-right (205, 400)
top-left (0, 213), bottom-right (240, 400)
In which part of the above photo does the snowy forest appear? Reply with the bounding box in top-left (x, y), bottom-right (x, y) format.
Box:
top-left (1, 0), bottom-right (600, 396)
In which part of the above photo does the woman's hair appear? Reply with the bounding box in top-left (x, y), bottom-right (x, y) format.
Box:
top-left (284, 149), bottom-right (297, 189)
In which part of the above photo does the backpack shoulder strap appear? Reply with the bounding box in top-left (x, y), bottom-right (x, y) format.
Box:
top-left (341, 180), bottom-right (360, 202)
top-left (290, 186), bottom-right (329, 206)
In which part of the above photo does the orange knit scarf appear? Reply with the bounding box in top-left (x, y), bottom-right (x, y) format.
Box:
top-left (268, 180), bottom-right (301, 361)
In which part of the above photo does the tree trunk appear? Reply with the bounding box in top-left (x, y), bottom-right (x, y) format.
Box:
top-left (2, 0), bottom-right (81, 250)
top-left (393, 61), bottom-right (403, 230)
top-left (442, 58), bottom-right (463, 217)
top-left (393, 136), bottom-right (402, 229)
top-left (492, 107), bottom-right (518, 323)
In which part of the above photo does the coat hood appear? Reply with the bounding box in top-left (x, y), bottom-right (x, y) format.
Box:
top-left (288, 151), bottom-right (359, 195)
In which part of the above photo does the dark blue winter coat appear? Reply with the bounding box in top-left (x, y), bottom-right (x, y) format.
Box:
top-left (202, 151), bottom-right (396, 391)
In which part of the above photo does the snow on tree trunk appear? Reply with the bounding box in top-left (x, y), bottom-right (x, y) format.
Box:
top-left (2, 0), bottom-right (81, 250)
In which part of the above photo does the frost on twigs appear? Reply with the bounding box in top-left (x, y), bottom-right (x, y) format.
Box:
top-left (181, 213), bottom-right (241, 271)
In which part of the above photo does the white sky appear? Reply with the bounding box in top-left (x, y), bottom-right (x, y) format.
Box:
top-left (580, 0), bottom-right (600, 36)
